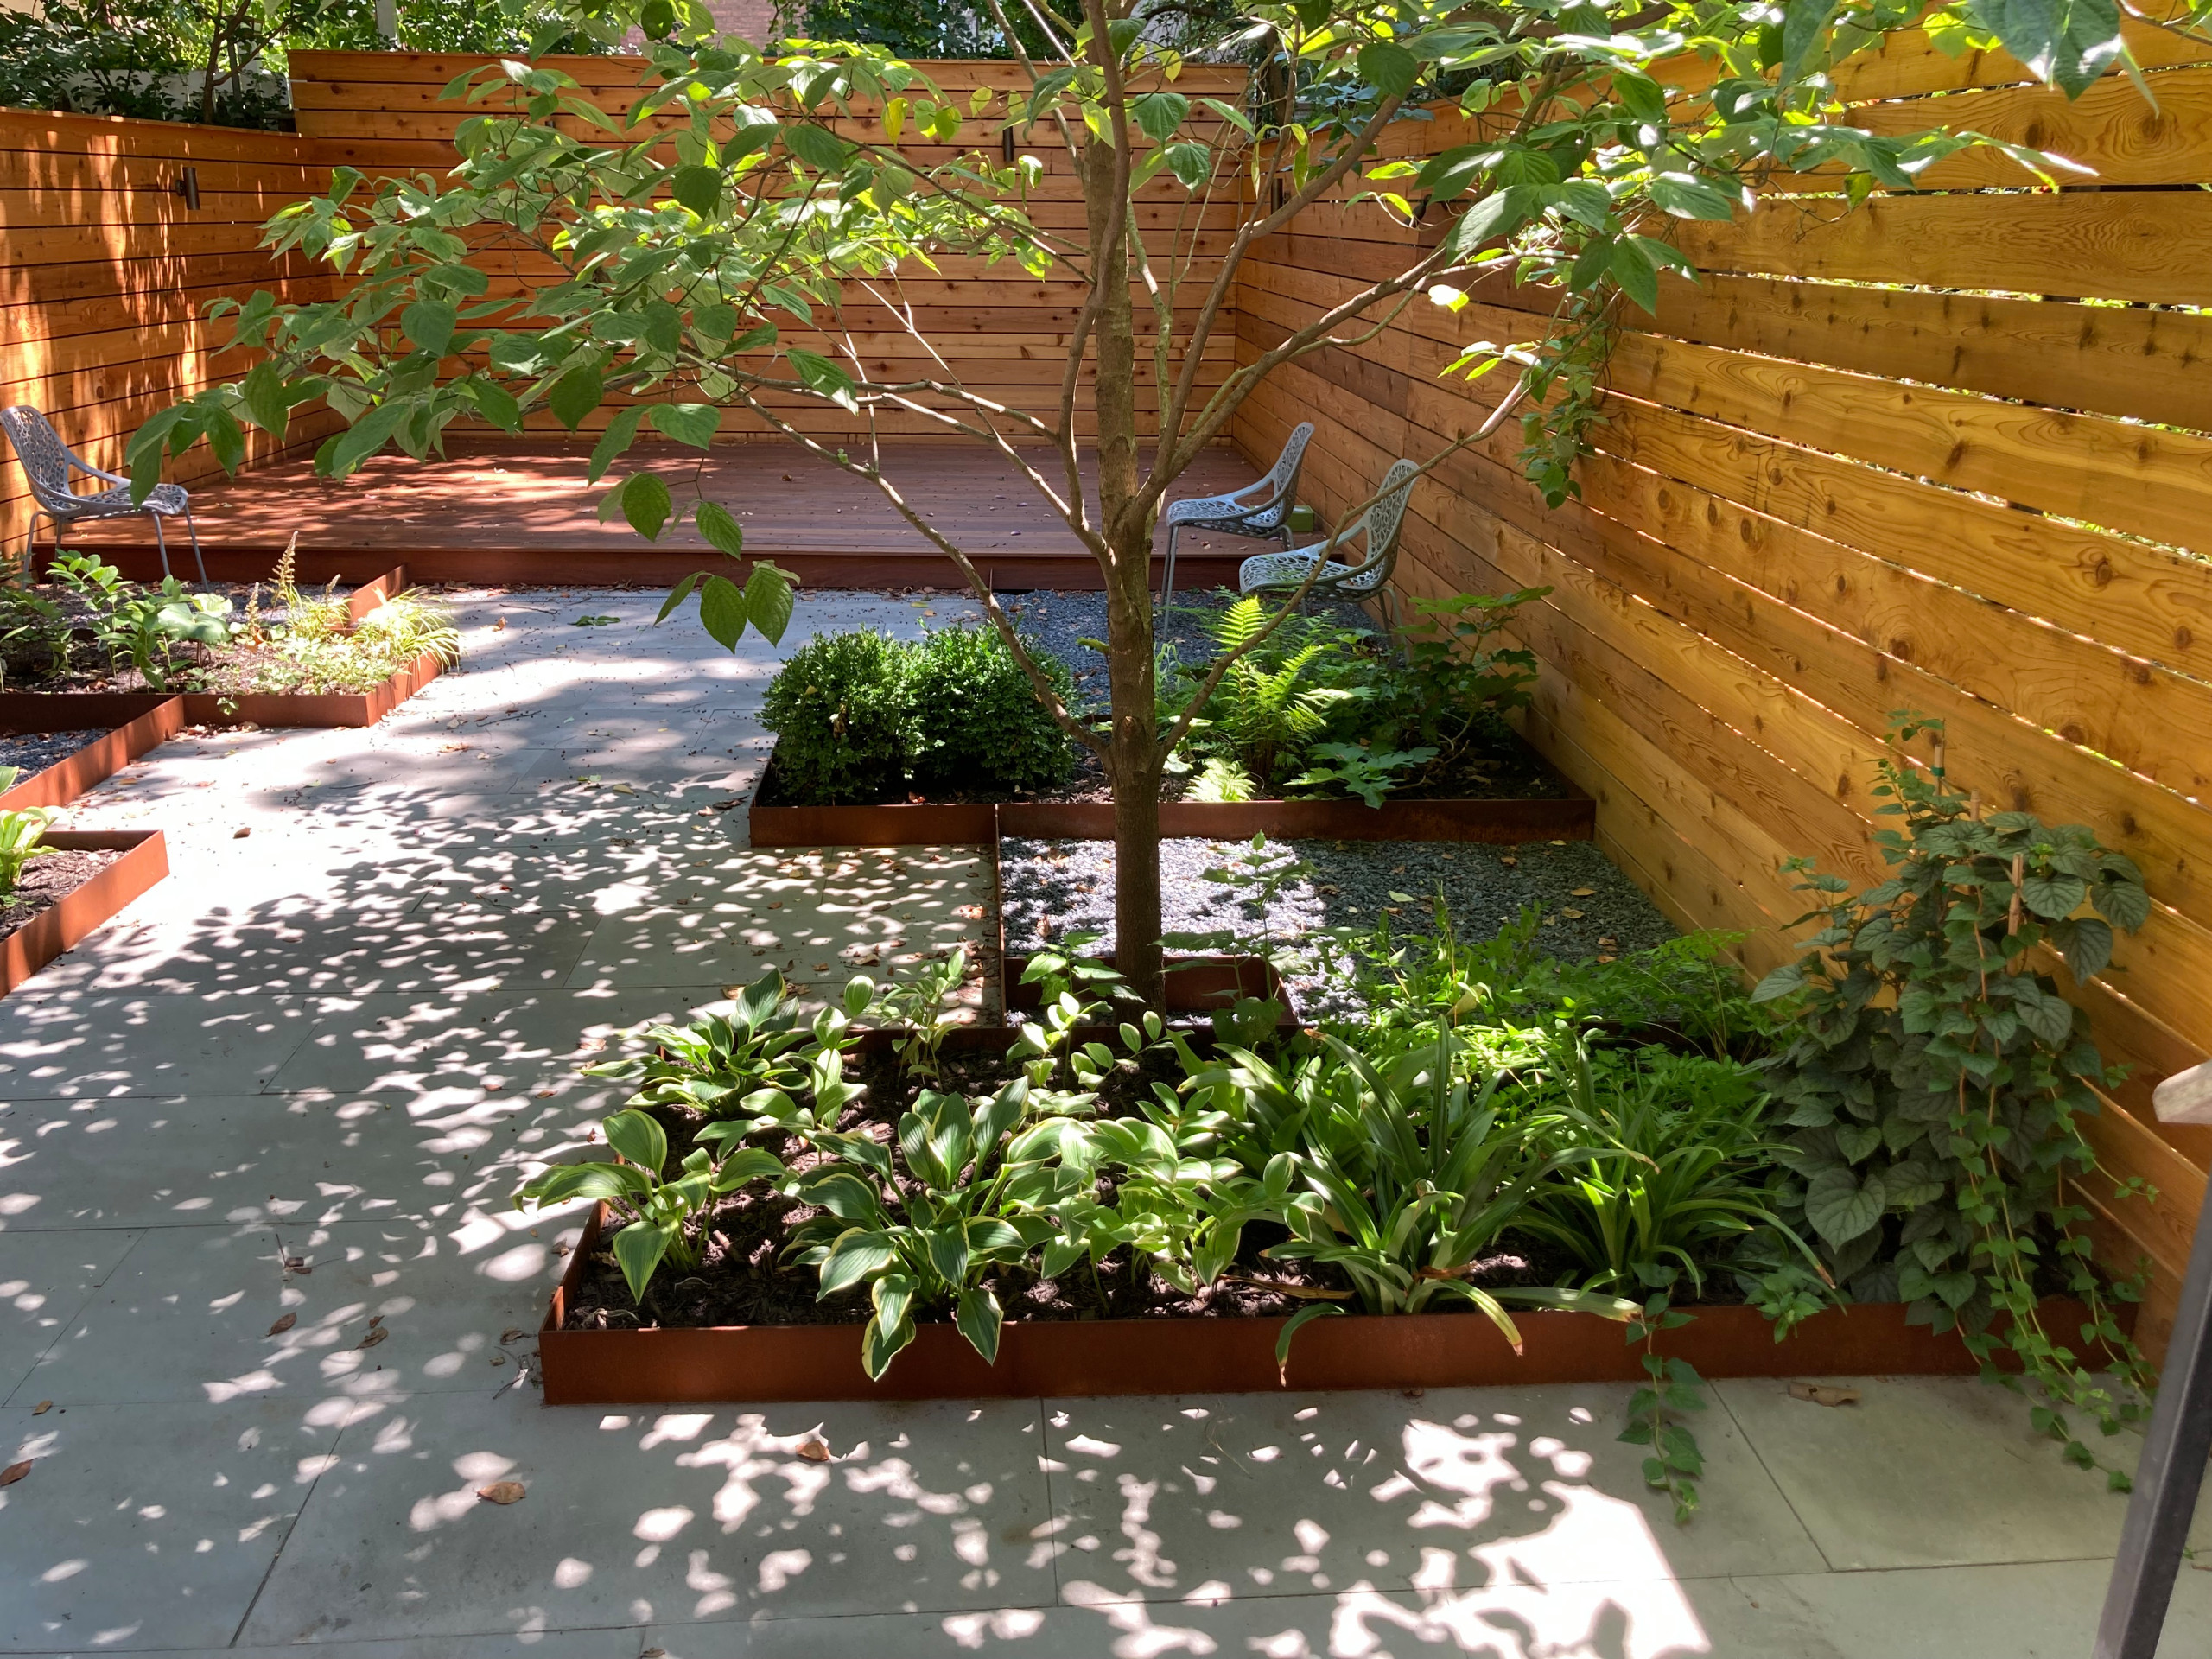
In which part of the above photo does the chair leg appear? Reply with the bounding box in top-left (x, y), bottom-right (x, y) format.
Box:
top-left (182, 505), bottom-right (207, 585)
top-left (19, 512), bottom-right (41, 582)
top-left (1160, 524), bottom-right (1179, 620)
top-left (150, 515), bottom-right (171, 582)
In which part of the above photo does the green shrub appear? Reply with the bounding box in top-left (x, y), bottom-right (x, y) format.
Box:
top-left (762, 630), bottom-right (914, 804)
top-left (906, 625), bottom-right (1073, 798)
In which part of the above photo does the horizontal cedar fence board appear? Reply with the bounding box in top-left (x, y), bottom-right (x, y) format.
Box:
top-left (1671, 190), bottom-right (2212, 307)
top-left (0, 108), bottom-right (329, 547)
top-left (1234, 31), bottom-right (2212, 1306)
top-left (1602, 331), bottom-right (2212, 560)
top-left (1847, 63), bottom-right (2212, 188)
top-left (1648, 274), bottom-right (2212, 434)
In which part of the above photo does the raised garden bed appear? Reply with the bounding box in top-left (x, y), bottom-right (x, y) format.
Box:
top-left (0, 829), bottom-right (168, 997)
top-left (0, 564), bottom-right (447, 729)
top-left (0, 696), bottom-right (184, 811)
top-left (750, 792), bottom-right (1597, 850)
top-left (537, 1198), bottom-right (2118, 1405)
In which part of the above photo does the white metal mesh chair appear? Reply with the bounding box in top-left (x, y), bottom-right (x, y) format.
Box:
top-left (1, 404), bottom-right (207, 582)
top-left (1159, 421), bottom-right (1313, 613)
top-left (1237, 457), bottom-right (1421, 610)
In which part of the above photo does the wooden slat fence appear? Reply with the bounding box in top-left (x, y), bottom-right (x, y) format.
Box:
top-left (284, 50), bottom-right (1248, 443)
top-left (1232, 35), bottom-right (2212, 1346)
top-left (0, 111), bottom-right (340, 550)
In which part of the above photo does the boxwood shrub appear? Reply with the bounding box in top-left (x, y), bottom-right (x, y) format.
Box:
top-left (761, 623), bottom-right (1074, 804)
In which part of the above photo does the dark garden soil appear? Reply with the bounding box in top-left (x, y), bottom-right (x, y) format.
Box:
top-left (0, 848), bottom-right (121, 938)
top-left (562, 1039), bottom-right (1640, 1335)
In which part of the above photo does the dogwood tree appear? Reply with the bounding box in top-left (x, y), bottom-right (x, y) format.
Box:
top-left (136, 0), bottom-right (2122, 1002)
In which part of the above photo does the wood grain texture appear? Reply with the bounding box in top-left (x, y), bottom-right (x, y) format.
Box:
top-left (1230, 40), bottom-right (2212, 1300)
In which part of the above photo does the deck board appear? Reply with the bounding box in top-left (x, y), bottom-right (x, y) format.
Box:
top-left (59, 438), bottom-right (1282, 591)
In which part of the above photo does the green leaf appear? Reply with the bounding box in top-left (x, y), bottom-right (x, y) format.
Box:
top-left (548, 362), bottom-right (604, 430)
top-left (1971, 0), bottom-right (2126, 97)
top-left (603, 1109), bottom-right (667, 1175)
top-left (655, 571), bottom-right (702, 625)
top-left (240, 363), bottom-right (291, 440)
top-left (1648, 172), bottom-right (1739, 222)
top-left (2020, 873), bottom-right (2088, 919)
top-left (1129, 91), bottom-right (1189, 143)
top-left (586, 406), bottom-right (645, 484)
top-left (1780, 0), bottom-right (1841, 81)
top-left (1274, 1301), bottom-right (1344, 1371)
top-left (861, 1309), bottom-right (916, 1378)
top-left (1804, 1166), bottom-right (1885, 1247)
top-left (695, 500), bottom-right (746, 559)
top-left (698, 573), bottom-right (747, 650)
top-left (1610, 238), bottom-right (1660, 315)
top-left (649, 403), bottom-right (721, 449)
top-left (743, 561), bottom-right (795, 645)
top-left (670, 162), bottom-right (722, 215)
top-left (1751, 963), bottom-right (1806, 1003)
top-left (617, 472), bottom-right (672, 542)
top-left (400, 299), bottom-right (456, 357)
top-left (956, 1285), bottom-right (1004, 1364)
top-left (817, 1228), bottom-right (896, 1297)
top-left (784, 122), bottom-right (849, 170)
top-left (1357, 41), bottom-right (1421, 99)
top-left (786, 348), bottom-right (859, 413)
top-left (924, 1224), bottom-right (970, 1289)
top-left (611, 1219), bottom-right (673, 1303)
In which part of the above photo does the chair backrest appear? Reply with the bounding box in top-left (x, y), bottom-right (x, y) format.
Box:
top-left (1330, 458), bottom-right (1421, 591)
top-left (1266, 422), bottom-right (1314, 497)
top-left (0, 406), bottom-right (75, 512)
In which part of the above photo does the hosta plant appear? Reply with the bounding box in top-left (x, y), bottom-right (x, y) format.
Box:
top-left (585, 970), bottom-right (871, 1117)
top-left (0, 803), bottom-right (54, 897)
top-left (780, 1076), bottom-right (1076, 1378)
top-left (515, 1108), bottom-right (783, 1303)
top-left (1752, 721), bottom-right (2155, 1482)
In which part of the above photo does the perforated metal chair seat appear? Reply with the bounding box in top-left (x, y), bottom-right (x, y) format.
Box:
top-left (1238, 457), bottom-right (1421, 603)
top-left (0, 404), bottom-right (206, 581)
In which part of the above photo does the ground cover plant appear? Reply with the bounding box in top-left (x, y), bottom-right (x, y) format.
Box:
top-left (132, 0), bottom-right (2127, 1003)
top-left (521, 724), bottom-right (2157, 1520)
top-left (0, 549), bottom-right (459, 696)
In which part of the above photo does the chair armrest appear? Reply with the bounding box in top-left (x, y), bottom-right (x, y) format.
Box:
top-left (71, 454), bottom-right (131, 487)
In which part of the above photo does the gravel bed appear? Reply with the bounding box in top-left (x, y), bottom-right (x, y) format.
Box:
top-left (0, 730), bottom-right (106, 778)
top-left (1000, 835), bottom-right (1676, 1017)
top-left (996, 585), bottom-right (1379, 699)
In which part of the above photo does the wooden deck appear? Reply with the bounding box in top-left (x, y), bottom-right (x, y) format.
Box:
top-left (58, 439), bottom-right (1276, 592)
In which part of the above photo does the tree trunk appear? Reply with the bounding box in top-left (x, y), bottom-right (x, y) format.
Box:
top-left (1079, 129), bottom-right (1166, 1005)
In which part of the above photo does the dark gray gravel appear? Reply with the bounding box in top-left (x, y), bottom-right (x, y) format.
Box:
top-left (1000, 834), bottom-right (1676, 1016)
top-left (997, 585), bottom-right (1381, 697)
top-left (0, 729), bottom-right (105, 779)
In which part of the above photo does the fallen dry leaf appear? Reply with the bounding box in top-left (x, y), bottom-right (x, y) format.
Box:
top-left (1561, 908), bottom-right (1586, 919)
top-left (1789, 1382), bottom-right (1861, 1408)
top-left (500, 1328), bottom-right (526, 1344)
top-left (1499, 855), bottom-right (1517, 868)
top-left (477, 1480), bottom-right (526, 1504)
top-left (368, 1313), bottom-right (384, 1329)
top-left (0, 1460), bottom-right (29, 1487)
top-left (31, 1401), bottom-right (51, 1415)
top-left (359, 1326), bottom-right (389, 1350)
top-left (267, 1313), bottom-right (297, 1337)
top-left (1571, 887), bottom-right (1597, 897)
top-left (795, 1438), bottom-right (834, 1462)
top-left (493, 617), bottom-right (507, 631)
top-left (232, 827), bottom-right (251, 840)
top-left (489, 1351), bottom-right (506, 1366)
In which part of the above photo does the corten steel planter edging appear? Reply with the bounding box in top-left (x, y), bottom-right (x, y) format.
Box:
top-left (540, 1202), bottom-right (2119, 1405)
top-left (0, 830), bottom-right (168, 998)
top-left (748, 791), bottom-right (1596, 851)
top-left (176, 645), bottom-right (446, 729)
top-left (0, 696), bottom-right (185, 811)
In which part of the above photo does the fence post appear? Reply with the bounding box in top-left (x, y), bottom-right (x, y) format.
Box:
top-left (2094, 1058), bottom-right (2212, 1659)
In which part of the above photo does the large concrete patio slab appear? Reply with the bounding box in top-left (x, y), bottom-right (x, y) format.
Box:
top-left (0, 587), bottom-right (2204, 1656)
